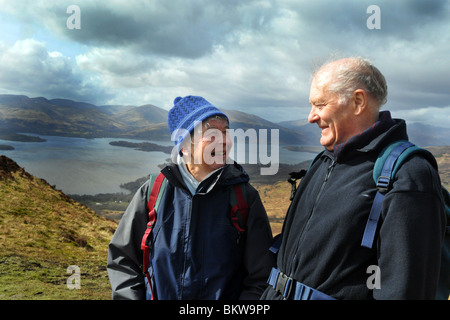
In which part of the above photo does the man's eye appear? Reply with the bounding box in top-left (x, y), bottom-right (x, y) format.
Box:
top-left (315, 104), bottom-right (325, 109)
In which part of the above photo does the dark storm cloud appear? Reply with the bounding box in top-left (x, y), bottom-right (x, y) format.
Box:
top-left (0, 0), bottom-right (449, 123)
top-left (45, 0), bottom-right (278, 59)
top-left (283, 0), bottom-right (448, 44)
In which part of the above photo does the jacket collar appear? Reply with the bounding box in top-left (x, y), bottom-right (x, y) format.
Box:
top-left (161, 161), bottom-right (249, 195)
top-left (176, 155), bottom-right (225, 195)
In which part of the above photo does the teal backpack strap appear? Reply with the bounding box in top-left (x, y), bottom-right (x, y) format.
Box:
top-left (146, 174), bottom-right (157, 204)
top-left (372, 140), bottom-right (437, 186)
top-left (368, 141), bottom-right (450, 299)
top-left (363, 140), bottom-right (439, 248)
top-left (362, 141), bottom-right (415, 248)
top-left (146, 173), bottom-right (168, 211)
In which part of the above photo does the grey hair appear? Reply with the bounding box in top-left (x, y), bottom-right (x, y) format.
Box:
top-left (316, 57), bottom-right (388, 107)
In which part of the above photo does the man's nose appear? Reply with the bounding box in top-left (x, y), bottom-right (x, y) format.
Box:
top-left (308, 106), bottom-right (319, 123)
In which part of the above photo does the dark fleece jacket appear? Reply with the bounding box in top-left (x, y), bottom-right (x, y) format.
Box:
top-left (262, 111), bottom-right (445, 300)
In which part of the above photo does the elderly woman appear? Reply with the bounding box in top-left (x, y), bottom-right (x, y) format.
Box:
top-left (107, 95), bottom-right (275, 300)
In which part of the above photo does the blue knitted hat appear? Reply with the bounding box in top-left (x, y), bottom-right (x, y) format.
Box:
top-left (168, 95), bottom-right (228, 147)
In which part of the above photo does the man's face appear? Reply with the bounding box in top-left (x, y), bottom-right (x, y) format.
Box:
top-left (186, 117), bottom-right (232, 172)
top-left (308, 78), bottom-right (358, 151)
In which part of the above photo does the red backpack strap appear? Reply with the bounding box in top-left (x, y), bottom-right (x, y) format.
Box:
top-left (140, 173), bottom-right (166, 300)
top-left (230, 183), bottom-right (248, 233)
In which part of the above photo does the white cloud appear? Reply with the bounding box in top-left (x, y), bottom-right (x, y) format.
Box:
top-left (0, 38), bottom-right (111, 102)
top-left (0, 0), bottom-right (449, 125)
top-left (391, 106), bottom-right (450, 128)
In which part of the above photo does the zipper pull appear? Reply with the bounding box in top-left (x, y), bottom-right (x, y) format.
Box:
top-left (324, 161), bottom-right (336, 182)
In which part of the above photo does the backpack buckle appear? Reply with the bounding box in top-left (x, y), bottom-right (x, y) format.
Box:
top-left (275, 271), bottom-right (293, 299)
top-left (376, 176), bottom-right (390, 193)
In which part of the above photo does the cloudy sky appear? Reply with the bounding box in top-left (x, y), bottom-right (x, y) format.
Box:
top-left (0, 0), bottom-right (449, 126)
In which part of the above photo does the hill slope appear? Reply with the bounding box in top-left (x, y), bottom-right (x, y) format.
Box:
top-left (0, 94), bottom-right (313, 144)
top-left (0, 156), bottom-right (117, 300)
top-left (2, 94), bottom-right (448, 146)
top-left (113, 104), bottom-right (168, 126)
top-left (0, 95), bottom-right (127, 138)
top-left (223, 108), bottom-right (310, 145)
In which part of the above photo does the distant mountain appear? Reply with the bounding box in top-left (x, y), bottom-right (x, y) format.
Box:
top-left (222, 109), bottom-right (311, 145)
top-left (0, 155), bottom-right (116, 299)
top-left (406, 122), bottom-right (450, 147)
top-left (0, 94), bottom-right (447, 146)
top-left (277, 119), bottom-right (321, 145)
top-left (112, 104), bottom-right (168, 126)
top-left (0, 94), bottom-right (311, 145)
top-left (95, 104), bottom-right (136, 115)
top-left (0, 94), bottom-right (167, 139)
top-left (0, 94), bottom-right (127, 138)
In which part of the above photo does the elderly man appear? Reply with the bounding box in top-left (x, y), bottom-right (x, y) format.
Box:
top-left (262, 57), bottom-right (445, 300)
top-left (108, 95), bottom-right (275, 300)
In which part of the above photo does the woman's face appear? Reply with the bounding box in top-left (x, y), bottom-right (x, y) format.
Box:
top-left (183, 116), bottom-right (232, 175)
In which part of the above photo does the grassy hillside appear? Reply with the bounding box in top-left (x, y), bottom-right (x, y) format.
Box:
top-left (0, 156), bottom-right (117, 300)
top-left (255, 181), bottom-right (292, 236)
top-left (425, 146), bottom-right (450, 190)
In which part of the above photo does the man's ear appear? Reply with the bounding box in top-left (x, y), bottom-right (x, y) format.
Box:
top-left (352, 89), bottom-right (368, 116)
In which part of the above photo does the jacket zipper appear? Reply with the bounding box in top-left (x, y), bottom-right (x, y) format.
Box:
top-left (180, 192), bottom-right (194, 299)
top-left (288, 159), bottom-right (336, 274)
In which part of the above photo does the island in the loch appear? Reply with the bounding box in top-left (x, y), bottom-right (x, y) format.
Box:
top-left (109, 140), bottom-right (173, 154)
top-left (0, 145), bottom-right (14, 150)
top-left (0, 132), bottom-right (46, 143)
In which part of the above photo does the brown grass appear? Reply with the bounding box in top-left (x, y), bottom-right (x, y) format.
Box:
top-left (254, 181), bottom-right (292, 236)
top-left (0, 166), bottom-right (117, 300)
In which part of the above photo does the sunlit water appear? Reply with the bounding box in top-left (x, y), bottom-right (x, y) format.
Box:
top-left (0, 135), bottom-right (316, 195)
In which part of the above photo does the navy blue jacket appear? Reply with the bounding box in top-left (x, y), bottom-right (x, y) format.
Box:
top-left (107, 162), bottom-right (275, 300)
top-left (262, 111), bottom-right (446, 300)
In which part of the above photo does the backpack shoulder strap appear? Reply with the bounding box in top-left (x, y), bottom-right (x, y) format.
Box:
top-left (146, 173), bottom-right (168, 214)
top-left (140, 172), bottom-right (167, 300)
top-left (362, 140), bottom-right (436, 248)
top-left (362, 141), bottom-right (415, 248)
top-left (229, 183), bottom-right (249, 234)
top-left (372, 140), bottom-right (437, 188)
